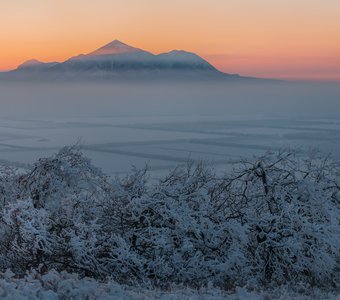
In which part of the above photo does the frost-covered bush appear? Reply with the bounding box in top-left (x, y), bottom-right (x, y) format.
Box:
top-left (110, 164), bottom-right (246, 287)
top-left (219, 151), bottom-right (340, 287)
top-left (0, 147), bottom-right (339, 291)
top-left (0, 147), bottom-right (113, 277)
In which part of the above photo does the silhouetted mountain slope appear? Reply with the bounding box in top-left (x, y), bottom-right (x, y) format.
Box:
top-left (4, 40), bottom-right (253, 81)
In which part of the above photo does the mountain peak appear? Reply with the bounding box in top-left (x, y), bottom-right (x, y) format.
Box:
top-left (18, 59), bottom-right (43, 68)
top-left (88, 40), bottom-right (143, 56)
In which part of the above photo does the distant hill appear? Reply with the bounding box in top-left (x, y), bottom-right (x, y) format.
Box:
top-left (3, 40), bottom-right (253, 81)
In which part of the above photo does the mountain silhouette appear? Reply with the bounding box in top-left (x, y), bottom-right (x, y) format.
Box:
top-left (5, 40), bottom-right (249, 81)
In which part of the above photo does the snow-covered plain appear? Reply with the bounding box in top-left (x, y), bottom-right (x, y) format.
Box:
top-left (0, 81), bottom-right (339, 175)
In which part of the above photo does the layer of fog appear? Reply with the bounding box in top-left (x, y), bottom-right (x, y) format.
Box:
top-left (0, 81), bottom-right (339, 174)
top-left (1, 81), bottom-right (339, 119)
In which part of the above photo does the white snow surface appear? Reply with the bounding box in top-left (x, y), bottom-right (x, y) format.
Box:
top-left (0, 270), bottom-right (338, 300)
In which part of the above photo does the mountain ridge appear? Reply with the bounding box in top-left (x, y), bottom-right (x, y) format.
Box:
top-left (3, 40), bottom-right (252, 81)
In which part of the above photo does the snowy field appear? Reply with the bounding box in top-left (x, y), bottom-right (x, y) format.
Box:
top-left (0, 81), bottom-right (339, 175)
top-left (0, 270), bottom-right (338, 300)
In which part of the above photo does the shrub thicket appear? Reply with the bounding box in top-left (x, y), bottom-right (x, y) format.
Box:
top-left (0, 147), bottom-right (339, 290)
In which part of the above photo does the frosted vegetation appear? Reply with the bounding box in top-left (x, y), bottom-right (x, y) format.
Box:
top-left (0, 146), bottom-right (339, 298)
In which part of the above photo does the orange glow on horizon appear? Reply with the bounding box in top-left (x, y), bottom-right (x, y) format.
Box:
top-left (1, 0), bottom-right (339, 81)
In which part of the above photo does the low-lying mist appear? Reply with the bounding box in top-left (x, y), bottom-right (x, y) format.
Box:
top-left (0, 81), bottom-right (339, 119)
top-left (0, 80), bottom-right (339, 174)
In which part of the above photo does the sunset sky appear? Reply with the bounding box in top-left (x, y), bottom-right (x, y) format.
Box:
top-left (1, 0), bottom-right (340, 80)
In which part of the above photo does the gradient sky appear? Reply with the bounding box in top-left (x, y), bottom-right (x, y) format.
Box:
top-left (1, 0), bottom-right (340, 80)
